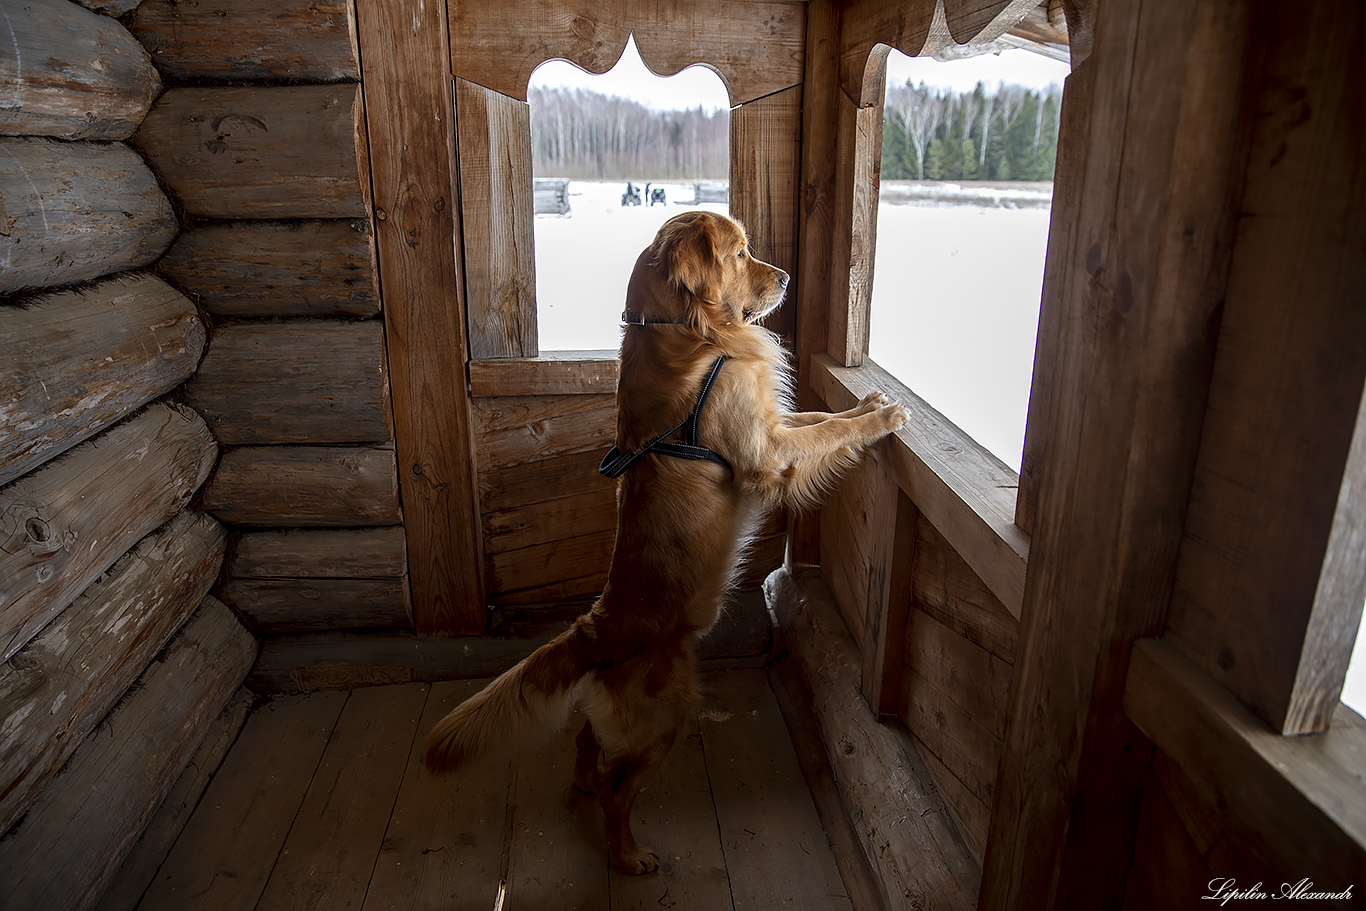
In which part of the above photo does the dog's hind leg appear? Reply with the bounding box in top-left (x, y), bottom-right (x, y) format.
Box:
top-left (573, 717), bottom-right (600, 794)
top-left (598, 723), bottom-right (680, 874)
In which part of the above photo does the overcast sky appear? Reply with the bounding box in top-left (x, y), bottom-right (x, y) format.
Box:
top-left (529, 36), bottom-right (1071, 111)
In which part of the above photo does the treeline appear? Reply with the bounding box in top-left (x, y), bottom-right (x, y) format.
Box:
top-left (882, 81), bottom-right (1062, 181)
top-left (528, 87), bottom-right (728, 180)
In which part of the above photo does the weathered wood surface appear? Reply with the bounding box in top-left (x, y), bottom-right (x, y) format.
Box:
top-left (73, 0), bottom-right (141, 16)
top-left (457, 78), bottom-right (537, 359)
top-left (1164, 0), bottom-right (1366, 735)
top-left (472, 393), bottom-right (615, 473)
top-left (983, 1), bottom-right (1256, 905)
top-left (1125, 639), bottom-right (1366, 893)
top-left (134, 84), bottom-right (368, 219)
top-left (181, 321), bottom-right (390, 445)
top-left (218, 578), bottom-right (409, 633)
top-left (812, 355), bottom-right (1028, 617)
top-left (0, 510), bottom-right (226, 835)
top-left (355, 0), bottom-right (486, 634)
top-left (0, 596), bottom-right (253, 911)
top-left (201, 445), bottom-right (400, 527)
top-left (134, 690), bottom-right (349, 911)
top-left (97, 689), bottom-right (254, 911)
top-left (0, 273), bottom-right (205, 488)
top-left (130, 0), bottom-right (359, 82)
top-left (0, 404), bottom-right (218, 662)
top-left (157, 220), bottom-right (379, 319)
top-left (730, 85), bottom-right (801, 344)
top-left (468, 352), bottom-right (617, 396)
top-left (448, 0), bottom-right (805, 105)
top-left (0, 138), bottom-right (177, 295)
top-left (231, 527), bottom-right (407, 579)
top-left (910, 512), bottom-right (1018, 665)
top-left (0, 0), bottom-right (161, 140)
top-left (766, 566), bottom-right (981, 911)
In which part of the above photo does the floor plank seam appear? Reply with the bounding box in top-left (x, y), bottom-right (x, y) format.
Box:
top-left (694, 703), bottom-right (740, 911)
top-left (359, 682), bottom-right (434, 910)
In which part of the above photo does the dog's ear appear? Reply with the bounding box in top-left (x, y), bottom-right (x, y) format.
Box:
top-left (662, 216), bottom-right (724, 310)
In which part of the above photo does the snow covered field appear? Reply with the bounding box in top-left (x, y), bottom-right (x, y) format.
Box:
top-left (533, 177), bottom-right (1366, 717)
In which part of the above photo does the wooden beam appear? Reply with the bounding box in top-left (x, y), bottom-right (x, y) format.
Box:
top-left (1163, 0), bottom-right (1366, 735)
top-left (355, 0), bottom-right (486, 634)
top-left (0, 139), bottom-right (176, 295)
top-left (130, 0), bottom-right (358, 82)
top-left (1125, 639), bottom-right (1366, 886)
top-left (859, 459), bottom-right (916, 718)
top-left (982, 0), bottom-right (1255, 906)
top-left (0, 0), bottom-right (161, 141)
top-left (0, 274), bottom-right (205, 488)
top-left (468, 353), bottom-right (617, 396)
top-left (201, 445), bottom-right (401, 527)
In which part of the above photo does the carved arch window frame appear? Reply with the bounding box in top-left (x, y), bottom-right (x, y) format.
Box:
top-left (446, 1), bottom-right (809, 362)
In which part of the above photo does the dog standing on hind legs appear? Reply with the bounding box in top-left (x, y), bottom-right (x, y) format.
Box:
top-left (424, 210), bottom-right (908, 874)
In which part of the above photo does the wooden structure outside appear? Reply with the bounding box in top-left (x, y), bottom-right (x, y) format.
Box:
top-left (1, 0), bottom-right (1363, 909)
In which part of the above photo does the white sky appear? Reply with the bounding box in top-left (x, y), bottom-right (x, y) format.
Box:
top-left (529, 36), bottom-right (1070, 112)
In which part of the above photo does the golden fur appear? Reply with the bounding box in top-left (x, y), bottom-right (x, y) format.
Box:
top-left (424, 211), bottom-right (907, 874)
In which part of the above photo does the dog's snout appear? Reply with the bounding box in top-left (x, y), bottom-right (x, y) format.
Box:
top-left (777, 270), bottom-right (790, 289)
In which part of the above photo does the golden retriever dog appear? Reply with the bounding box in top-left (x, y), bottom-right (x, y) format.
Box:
top-left (424, 210), bottom-right (908, 874)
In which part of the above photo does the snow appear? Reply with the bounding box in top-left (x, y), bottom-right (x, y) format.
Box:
top-left (532, 178), bottom-right (1366, 717)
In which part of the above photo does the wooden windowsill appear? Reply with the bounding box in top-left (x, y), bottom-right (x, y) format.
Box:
top-left (1125, 638), bottom-right (1366, 876)
top-left (809, 353), bottom-right (1030, 617)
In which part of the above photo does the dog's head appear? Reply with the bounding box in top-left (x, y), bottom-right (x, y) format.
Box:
top-left (627, 211), bottom-right (789, 336)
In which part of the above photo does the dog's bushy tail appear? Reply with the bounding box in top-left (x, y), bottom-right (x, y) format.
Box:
top-left (424, 628), bottom-right (591, 774)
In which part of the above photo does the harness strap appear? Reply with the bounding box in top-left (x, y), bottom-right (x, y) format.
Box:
top-left (599, 356), bottom-right (731, 479)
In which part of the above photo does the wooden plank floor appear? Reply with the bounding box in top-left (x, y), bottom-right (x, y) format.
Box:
top-left (132, 670), bottom-right (853, 911)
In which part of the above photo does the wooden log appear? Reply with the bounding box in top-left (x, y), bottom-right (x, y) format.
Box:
top-left (181, 321), bottom-right (390, 445)
top-left (765, 566), bottom-right (982, 911)
top-left (0, 0), bottom-right (161, 140)
top-left (0, 595), bottom-right (254, 911)
top-left (0, 510), bottom-right (227, 835)
top-left (447, 0), bottom-right (804, 105)
top-left (217, 578), bottom-right (409, 633)
top-left (355, 0), bottom-right (486, 634)
top-left (201, 445), bottom-right (400, 527)
top-left (0, 138), bottom-right (177, 295)
top-left (456, 78), bottom-right (537, 359)
top-left (134, 84), bottom-right (368, 219)
top-left (156, 220), bottom-right (379, 319)
top-left (0, 273), bottom-right (205, 488)
top-left (0, 403), bottom-right (218, 663)
top-left (130, 0), bottom-right (358, 82)
top-left (96, 688), bottom-right (254, 911)
top-left (231, 527), bottom-right (406, 579)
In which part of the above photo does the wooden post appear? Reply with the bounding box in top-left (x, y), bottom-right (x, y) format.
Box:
top-left (982, 0), bottom-right (1254, 906)
top-left (354, 0), bottom-right (486, 633)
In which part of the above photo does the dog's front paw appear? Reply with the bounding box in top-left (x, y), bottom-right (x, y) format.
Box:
top-left (879, 403), bottom-right (909, 432)
top-left (612, 845), bottom-right (660, 875)
top-left (857, 390), bottom-right (889, 414)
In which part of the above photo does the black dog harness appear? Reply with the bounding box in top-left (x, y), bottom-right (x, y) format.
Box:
top-left (598, 356), bottom-right (731, 478)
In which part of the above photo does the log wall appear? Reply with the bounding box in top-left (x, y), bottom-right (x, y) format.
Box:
top-left (1, 3), bottom-right (254, 907)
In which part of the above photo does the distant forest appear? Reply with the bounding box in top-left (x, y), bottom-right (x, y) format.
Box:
top-left (882, 80), bottom-right (1063, 181)
top-left (529, 86), bottom-right (728, 180)
top-left (526, 80), bottom-right (1062, 183)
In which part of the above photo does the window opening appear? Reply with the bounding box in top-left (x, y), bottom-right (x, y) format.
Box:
top-left (870, 48), bottom-right (1067, 470)
top-left (528, 37), bottom-right (731, 351)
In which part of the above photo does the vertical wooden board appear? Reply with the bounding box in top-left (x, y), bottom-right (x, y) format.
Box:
top-left (608, 714), bottom-right (733, 911)
top-left (255, 684), bottom-right (429, 910)
top-left (817, 456), bottom-right (880, 642)
top-left (456, 78), bottom-right (537, 359)
top-left (860, 463), bottom-right (915, 718)
top-left (501, 721), bottom-right (611, 909)
top-left (136, 690), bottom-right (348, 911)
top-left (356, 0), bottom-right (485, 634)
top-left (362, 680), bottom-right (513, 911)
top-left (698, 670), bottom-right (852, 911)
top-left (730, 85), bottom-right (802, 345)
top-left (903, 608), bottom-right (1013, 741)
